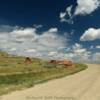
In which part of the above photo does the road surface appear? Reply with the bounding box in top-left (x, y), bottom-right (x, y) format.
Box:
top-left (0, 64), bottom-right (100, 100)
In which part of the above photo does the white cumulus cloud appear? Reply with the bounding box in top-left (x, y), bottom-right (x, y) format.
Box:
top-left (96, 45), bottom-right (100, 48)
top-left (92, 52), bottom-right (100, 63)
top-left (59, 5), bottom-right (73, 24)
top-left (80, 28), bottom-right (100, 41)
top-left (59, 0), bottom-right (100, 24)
top-left (48, 28), bottom-right (58, 33)
top-left (59, 12), bottom-right (66, 21)
top-left (75, 0), bottom-right (100, 15)
top-left (0, 25), bottom-right (68, 58)
top-left (0, 25), bottom-right (100, 63)
top-left (26, 49), bottom-right (36, 53)
top-left (64, 43), bottom-right (92, 63)
top-left (66, 5), bottom-right (73, 17)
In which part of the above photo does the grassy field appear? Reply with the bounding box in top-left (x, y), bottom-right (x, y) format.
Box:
top-left (0, 52), bottom-right (87, 95)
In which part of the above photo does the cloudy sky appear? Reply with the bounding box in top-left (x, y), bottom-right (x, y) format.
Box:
top-left (0, 0), bottom-right (100, 63)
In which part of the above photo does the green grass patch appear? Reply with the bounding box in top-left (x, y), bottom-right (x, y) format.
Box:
top-left (0, 52), bottom-right (87, 95)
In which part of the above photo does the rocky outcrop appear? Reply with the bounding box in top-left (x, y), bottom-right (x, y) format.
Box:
top-left (49, 60), bottom-right (73, 66)
top-left (25, 57), bottom-right (32, 64)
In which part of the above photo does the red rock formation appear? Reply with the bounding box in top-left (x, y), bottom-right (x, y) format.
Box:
top-left (49, 60), bottom-right (57, 64)
top-left (25, 57), bottom-right (32, 64)
top-left (58, 60), bottom-right (73, 66)
top-left (49, 60), bottom-right (73, 66)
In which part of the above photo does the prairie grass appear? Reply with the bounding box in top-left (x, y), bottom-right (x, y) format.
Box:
top-left (0, 52), bottom-right (87, 95)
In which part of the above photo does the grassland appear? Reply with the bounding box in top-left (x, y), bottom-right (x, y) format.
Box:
top-left (0, 52), bottom-right (87, 95)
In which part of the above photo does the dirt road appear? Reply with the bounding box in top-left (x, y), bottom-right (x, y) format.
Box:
top-left (0, 64), bottom-right (100, 100)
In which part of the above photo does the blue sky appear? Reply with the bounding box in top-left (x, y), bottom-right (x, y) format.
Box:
top-left (0, 0), bottom-right (100, 63)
